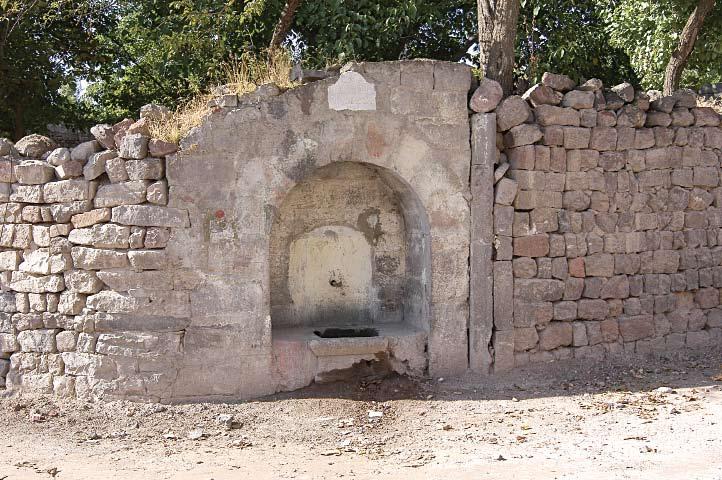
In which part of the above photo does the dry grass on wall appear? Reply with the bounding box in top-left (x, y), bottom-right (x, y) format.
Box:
top-left (148, 50), bottom-right (298, 144)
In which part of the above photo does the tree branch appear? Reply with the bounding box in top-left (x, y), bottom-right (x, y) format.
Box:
top-left (663, 0), bottom-right (716, 95)
top-left (269, 0), bottom-right (303, 50)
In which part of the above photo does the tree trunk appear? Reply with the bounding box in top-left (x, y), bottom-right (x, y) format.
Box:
top-left (663, 0), bottom-right (716, 95)
top-left (12, 101), bottom-right (24, 141)
top-left (269, 0), bottom-right (303, 51)
top-left (477, 0), bottom-right (521, 95)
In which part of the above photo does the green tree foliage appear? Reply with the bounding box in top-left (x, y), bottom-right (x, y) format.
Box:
top-left (515, 0), bottom-right (638, 87)
top-left (293, 0), bottom-right (477, 66)
top-left (85, 0), bottom-right (483, 121)
top-left (85, 0), bottom-right (645, 121)
top-left (0, 0), bottom-right (114, 139)
top-left (87, 0), bottom-right (277, 121)
top-left (8, 0), bottom-right (708, 134)
top-left (599, 0), bottom-right (722, 90)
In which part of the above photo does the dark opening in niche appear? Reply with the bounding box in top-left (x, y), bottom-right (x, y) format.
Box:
top-left (313, 327), bottom-right (379, 338)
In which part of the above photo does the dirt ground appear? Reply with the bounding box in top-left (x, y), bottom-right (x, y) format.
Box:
top-left (1, 349), bottom-right (722, 480)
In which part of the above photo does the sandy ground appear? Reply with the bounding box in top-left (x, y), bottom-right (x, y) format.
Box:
top-left (1, 349), bottom-right (722, 480)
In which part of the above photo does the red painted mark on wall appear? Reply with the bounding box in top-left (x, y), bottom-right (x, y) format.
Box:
top-left (215, 210), bottom-right (225, 219)
top-left (366, 124), bottom-right (386, 158)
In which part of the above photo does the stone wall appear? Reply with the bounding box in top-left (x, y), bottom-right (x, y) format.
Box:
top-left (0, 60), bottom-right (473, 401)
top-left (0, 109), bottom-right (187, 399)
top-left (2, 61), bottom-right (721, 401)
top-left (479, 74), bottom-right (722, 370)
top-left (166, 60), bottom-right (472, 398)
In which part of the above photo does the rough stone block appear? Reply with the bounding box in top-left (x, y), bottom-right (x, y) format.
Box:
top-left (0, 251), bottom-right (22, 271)
top-left (56, 330), bottom-right (78, 352)
top-left (563, 127), bottom-right (591, 149)
top-left (618, 315), bottom-right (654, 341)
top-left (571, 322), bottom-right (588, 346)
top-left (50, 201), bottom-right (92, 223)
top-left (514, 279), bottom-right (565, 301)
top-left (578, 299), bottom-right (609, 320)
top-left (600, 318), bottom-right (619, 342)
top-left (589, 127), bottom-right (617, 150)
top-left (126, 158), bottom-right (164, 181)
top-left (600, 275), bottom-right (630, 299)
top-left (693, 166), bottom-right (719, 187)
top-left (523, 84), bottom-right (563, 107)
top-left (504, 124), bottom-right (543, 148)
top-left (111, 205), bottom-right (190, 228)
top-left (493, 261), bottom-right (513, 331)
top-left (513, 257), bottom-right (537, 278)
top-left (513, 234), bottom-right (550, 257)
top-left (538, 322), bottom-right (573, 350)
top-left (563, 277), bottom-right (585, 300)
top-left (58, 291), bottom-right (86, 315)
top-left (507, 146), bottom-right (535, 170)
top-left (119, 133), bottom-right (149, 160)
top-left (494, 205), bottom-right (513, 236)
top-left (645, 111), bottom-right (672, 127)
top-left (61, 352), bottom-right (116, 378)
top-left (535, 105), bottom-right (580, 126)
top-left (105, 157), bottom-right (129, 183)
top-left (562, 90), bottom-right (594, 109)
top-left (54, 160), bottom-right (84, 179)
top-left (496, 96), bottom-right (531, 132)
top-left (91, 124), bottom-right (115, 149)
top-left (542, 125), bottom-right (564, 146)
top-left (530, 208), bottom-right (559, 233)
top-left (541, 72), bottom-right (576, 92)
top-left (83, 150), bottom-right (116, 181)
top-left (70, 140), bottom-right (101, 163)
top-left (0, 333), bottom-right (18, 353)
top-left (562, 191), bottom-right (591, 211)
top-left (495, 178), bottom-right (518, 205)
top-left (9, 272), bottom-right (64, 293)
top-left (514, 327), bottom-right (539, 351)
top-left (19, 250), bottom-right (71, 275)
top-left (0, 159), bottom-right (16, 183)
top-left (86, 291), bottom-right (138, 314)
top-left (694, 287), bottom-right (719, 309)
top-left (71, 247), bottom-right (128, 270)
top-left (97, 270), bottom-right (173, 291)
top-left (146, 181), bottom-right (168, 205)
top-left (491, 331), bottom-right (515, 372)
top-left (94, 181), bottom-right (148, 208)
top-left (10, 184), bottom-right (43, 203)
top-left (17, 329), bottom-right (56, 353)
top-left (64, 270), bottom-right (104, 293)
top-left (584, 253), bottom-right (614, 277)
top-left (514, 190), bottom-right (562, 210)
top-left (14, 161), bottom-right (55, 185)
top-left (69, 224), bottom-right (130, 249)
top-left (554, 301), bottom-right (577, 321)
top-left (469, 78), bottom-right (503, 113)
top-left (44, 180), bottom-right (91, 203)
top-left (71, 208), bottom-right (111, 228)
top-left (513, 300), bottom-right (553, 327)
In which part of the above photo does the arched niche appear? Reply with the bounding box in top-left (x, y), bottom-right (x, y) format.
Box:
top-left (269, 161), bottom-right (431, 333)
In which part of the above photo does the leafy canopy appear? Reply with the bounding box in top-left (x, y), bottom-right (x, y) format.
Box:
top-left (5, 0), bottom-right (718, 136)
top-left (598, 0), bottom-right (722, 90)
top-left (516, 0), bottom-right (638, 87)
top-left (0, 0), bottom-right (115, 138)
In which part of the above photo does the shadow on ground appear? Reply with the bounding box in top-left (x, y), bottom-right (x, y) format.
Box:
top-left (260, 346), bottom-right (722, 404)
